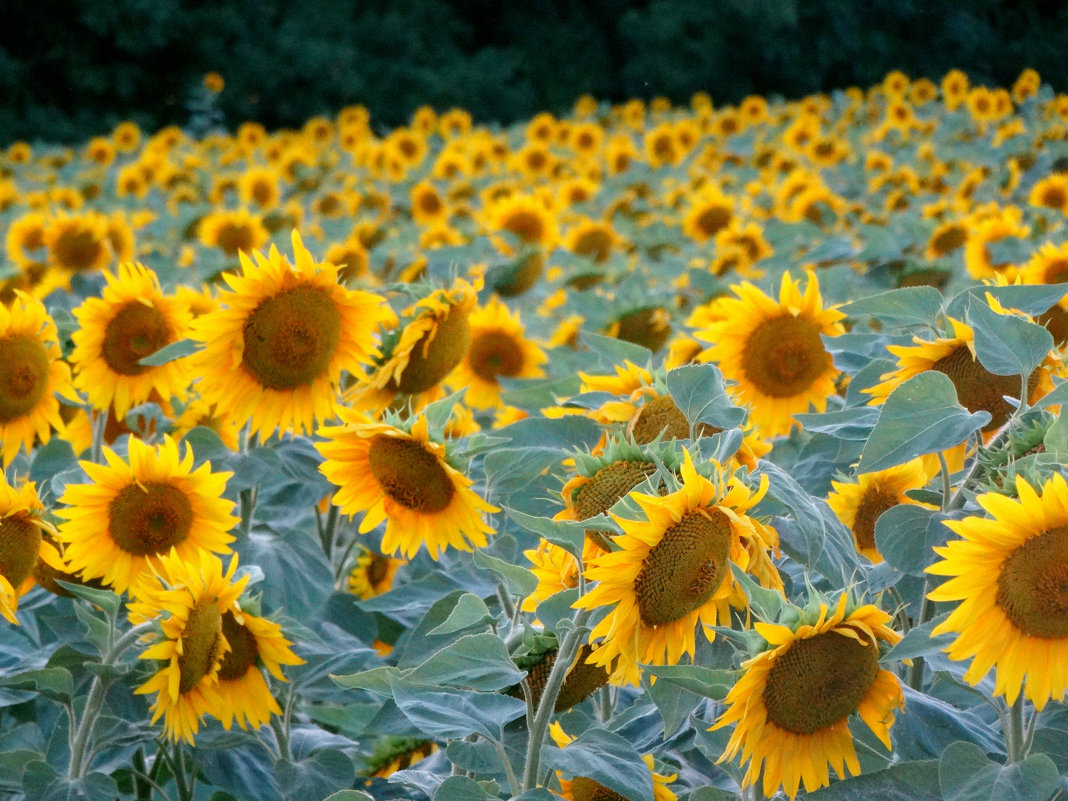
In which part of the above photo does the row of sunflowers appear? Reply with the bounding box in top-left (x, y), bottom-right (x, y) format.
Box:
top-left (0, 66), bottom-right (1067, 801)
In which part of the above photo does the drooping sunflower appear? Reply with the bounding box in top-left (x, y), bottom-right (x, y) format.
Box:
top-left (927, 473), bottom-right (1068, 710)
top-left (128, 549), bottom-right (248, 744)
top-left (447, 296), bottom-right (547, 410)
top-left (190, 231), bottom-right (393, 438)
top-left (713, 595), bottom-right (905, 800)
top-left (0, 293), bottom-right (77, 466)
top-left (0, 478), bottom-right (65, 624)
top-left (549, 722), bottom-right (677, 801)
top-left (57, 435), bottom-right (237, 593)
top-left (317, 410), bottom-right (498, 560)
top-left (696, 271), bottom-right (846, 438)
top-left (574, 452), bottom-right (782, 685)
top-left (211, 606), bottom-right (303, 732)
top-left (865, 315), bottom-right (1056, 435)
top-left (70, 261), bottom-right (192, 419)
top-left (348, 547), bottom-right (407, 600)
top-left (197, 208), bottom-right (270, 258)
top-left (826, 458), bottom-right (930, 563)
top-left (350, 276), bottom-right (479, 412)
top-left (521, 536), bottom-right (607, 613)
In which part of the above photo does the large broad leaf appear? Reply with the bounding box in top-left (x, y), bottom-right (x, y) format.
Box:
top-left (472, 550), bottom-right (538, 598)
top-left (798, 760), bottom-right (941, 800)
top-left (542, 727), bottom-right (655, 801)
top-left (433, 776), bottom-right (501, 801)
top-left (967, 296), bottom-right (1055, 380)
top-left (882, 613), bottom-right (955, 663)
top-left (407, 632), bottom-right (524, 691)
top-left (841, 287), bottom-right (944, 328)
top-left (893, 689), bottom-right (1003, 762)
top-left (21, 762), bottom-right (117, 801)
top-left (389, 678), bottom-right (526, 741)
top-left (858, 372), bottom-right (990, 473)
top-left (426, 593), bottom-right (497, 636)
top-left (874, 505), bottom-right (935, 576)
top-left (238, 526), bottom-right (334, 619)
top-left (939, 742), bottom-right (1061, 801)
top-left (275, 749), bottom-right (354, 801)
top-left (647, 676), bottom-right (702, 738)
top-left (665, 363), bottom-right (746, 431)
top-left (196, 732), bottom-right (284, 801)
top-left (642, 664), bottom-right (736, 699)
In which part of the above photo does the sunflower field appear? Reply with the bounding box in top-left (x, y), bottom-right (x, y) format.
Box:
top-left (1, 68), bottom-right (1068, 801)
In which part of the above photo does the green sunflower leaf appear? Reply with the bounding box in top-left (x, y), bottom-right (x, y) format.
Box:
top-left (472, 549), bottom-right (538, 598)
top-left (432, 776), bottom-right (501, 801)
top-left (665, 363), bottom-right (747, 431)
top-left (840, 287), bottom-right (945, 328)
top-left (136, 337), bottom-right (200, 366)
top-left (276, 749), bottom-right (354, 801)
top-left (408, 632), bottom-right (524, 691)
top-left (858, 372), bottom-right (990, 473)
top-left (388, 678), bottom-right (525, 741)
top-left (966, 295), bottom-right (1054, 380)
top-left (55, 580), bottom-right (122, 618)
top-left (542, 727), bottom-right (655, 801)
top-left (938, 741), bottom-right (1061, 801)
top-left (426, 593), bottom-right (496, 636)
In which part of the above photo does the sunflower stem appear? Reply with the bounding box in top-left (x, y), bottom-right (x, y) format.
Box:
top-left (90, 408), bottom-right (108, 464)
top-left (270, 714), bottom-right (291, 762)
top-left (597, 685), bottom-right (613, 723)
top-left (937, 451), bottom-right (952, 512)
top-left (907, 587), bottom-right (934, 691)
top-left (521, 609), bottom-right (590, 793)
top-left (497, 584), bottom-right (516, 620)
top-left (68, 621), bottom-right (155, 779)
top-left (495, 740), bottom-right (520, 797)
top-left (1005, 696), bottom-right (1027, 762)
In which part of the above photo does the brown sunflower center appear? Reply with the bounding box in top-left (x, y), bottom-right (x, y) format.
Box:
top-left (634, 508), bottom-right (733, 626)
top-left (740, 314), bottom-right (831, 398)
top-left (570, 777), bottom-right (628, 801)
top-left (177, 600), bottom-right (224, 694)
top-left (1038, 305), bottom-right (1068, 347)
top-left (931, 345), bottom-right (1037, 431)
top-left (930, 225), bottom-right (967, 255)
top-left (996, 525), bottom-right (1068, 639)
top-left (53, 229), bottom-right (106, 271)
top-left (762, 629), bottom-right (881, 735)
top-left (393, 307), bottom-right (472, 395)
top-left (0, 334), bottom-right (51, 423)
top-left (694, 206), bottom-right (732, 238)
top-left (1040, 186), bottom-right (1068, 209)
top-left (573, 460), bottom-right (656, 550)
top-left (214, 222), bottom-right (257, 256)
top-left (216, 610), bottom-right (260, 681)
top-left (417, 191), bottom-right (443, 216)
top-left (242, 285), bottom-right (342, 390)
top-left (365, 551), bottom-right (394, 588)
top-left (467, 332), bottom-right (524, 384)
top-left (0, 513), bottom-right (42, 589)
top-left (572, 228), bottom-right (614, 262)
top-left (1043, 259), bottom-right (1068, 284)
top-left (502, 211), bottom-right (545, 245)
top-left (613, 308), bottom-right (671, 352)
top-left (631, 395), bottom-right (691, 443)
top-left (367, 435), bottom-right (455, 513)
top-left (101, 301), bottom-right (173, 377)
top-left (108, 482), bottom-right (194, 556)
top-left (852, 487), bottom-right (899, 553)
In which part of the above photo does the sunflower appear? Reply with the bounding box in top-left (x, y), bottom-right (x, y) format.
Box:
top-left (963, 208), bottom-right (1030, 280)
top-left (0, 478), bottom-right (64, 624)
top-left (607, 307), bottom-right (673, 353)
top-left (238, 167), bottom-right (282, 211)
top-left (927, 473), bottom-right (1068, 710)
top-left (351, 276), bottom-right (479, 411)
top-left (942, 69), bottom-right (970, 110)
top-left (348, 547), bottom-right (407, 599)
top-left (316, 411), bottom-right (498, 560)
top-left (549, 722), bottom-right (677, 801)
top-left (128, 549), bottom-right (248, 744)
top-left (197, 208), bottom-right (270, 258)
top-left (925, 219), bottom-right (968, 260)
top-left (190, 231), bottom-right (392, 438)
top-left (563, 218), bottom-right (620, 264)
top-left (696, 271), bottom-right (846, 438)
top-left (484, 194), bottom-right (558, 254)
top-left (364, 740), bottom-right (438, 779)
top-left (447, 296), bottom-right (547, 410)
top-left (574, 452), bottom-right (782, 685)
top-left (57, 435), bottom-right (237, 594)
top-left (323, 238), bottom-right (370, 284)
top-left (211, 606), bottom-right (303, 732)
top-left (521, 537), bottom-right (606, 612)
top-left (865, 315), bottom-right (1055, 435)
top-left (170, 399), bottom-right (242, 452)
top-left (1029, 173), bottom-right (1068, 214)
top-left (713, 595), bottom-right (904, 799)
top-left (409, 181), bottom-right (450, 226)
top-left (1020, 241), bottom-right (1068, 344)
top-left (5, 212), bottom-right (48, 268)
top-left (0, 293), bottom-right (76, 466)
top-left (826, 458), bottom-right (930, 563)
top-left (43, 211), bottom-right (113, 274)
top-left (682, 187), bottom-right (735, 243)
top-left (69, 262), bottom-right (192, 419)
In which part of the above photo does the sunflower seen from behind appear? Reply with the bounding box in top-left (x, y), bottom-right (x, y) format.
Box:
top-left (713, 594), bottom-right (904, 799)
top-left (70, 261), bottom-right (192, 420)
top-left (0, 293), bottom-right (76, 466)
top-left (128, 549), bottom-right (248, 744)
top-left (57, 435), bottom-right (237, 593)
top-left (317, 409), bottom-right (497, 560)
top-left (191, 231), bottom-right (393, 439)
top-left (696, 271), bottom-right (846, 438)
top-left (927, 472), bottom-right (1068, 710)
top-left (575, 451), bottom-right (782, 685)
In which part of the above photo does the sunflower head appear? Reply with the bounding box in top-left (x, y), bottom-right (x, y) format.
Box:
top-left (714, 594), bottom-right (904, 799)
top-left (0, 479), bottom-right (51, 617)
top-left (197, 208), bottom-right (270, 258)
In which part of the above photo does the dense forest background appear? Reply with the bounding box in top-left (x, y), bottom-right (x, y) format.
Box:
top-left (4, 0), bottom-right (1068, 144)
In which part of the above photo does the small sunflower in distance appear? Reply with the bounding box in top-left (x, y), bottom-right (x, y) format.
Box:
top-left (212, 605), bottom-right (303, 732)
top-left (0, 293), bottom-right (76, 466)
top-left (713, 594), bottom-right (904, 799)
top-left (317, 409), bottom-right (498, 559)
top-left (826, 458), bottom-right (930, 563)
top-left (927, 473), bottom-right (1068, 710)
top-left (191, 231), bottom-right (393, 438)
top-left (575, 451), bottom-right (782, 685)
top-left (549, 722), bottom-right (677, 801)
top-left (697, 271), bottom-right (846, 438)
top-left (57, 435), bottom-right (237, 593)
top-left (70, 261), bottom-right (192, 419)
top-left (128, 549), bottom-right (248, 744)
top-left (447, 296), bottom-right (547, 409)
top-left (348, 547), bottom-right (407, 599)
